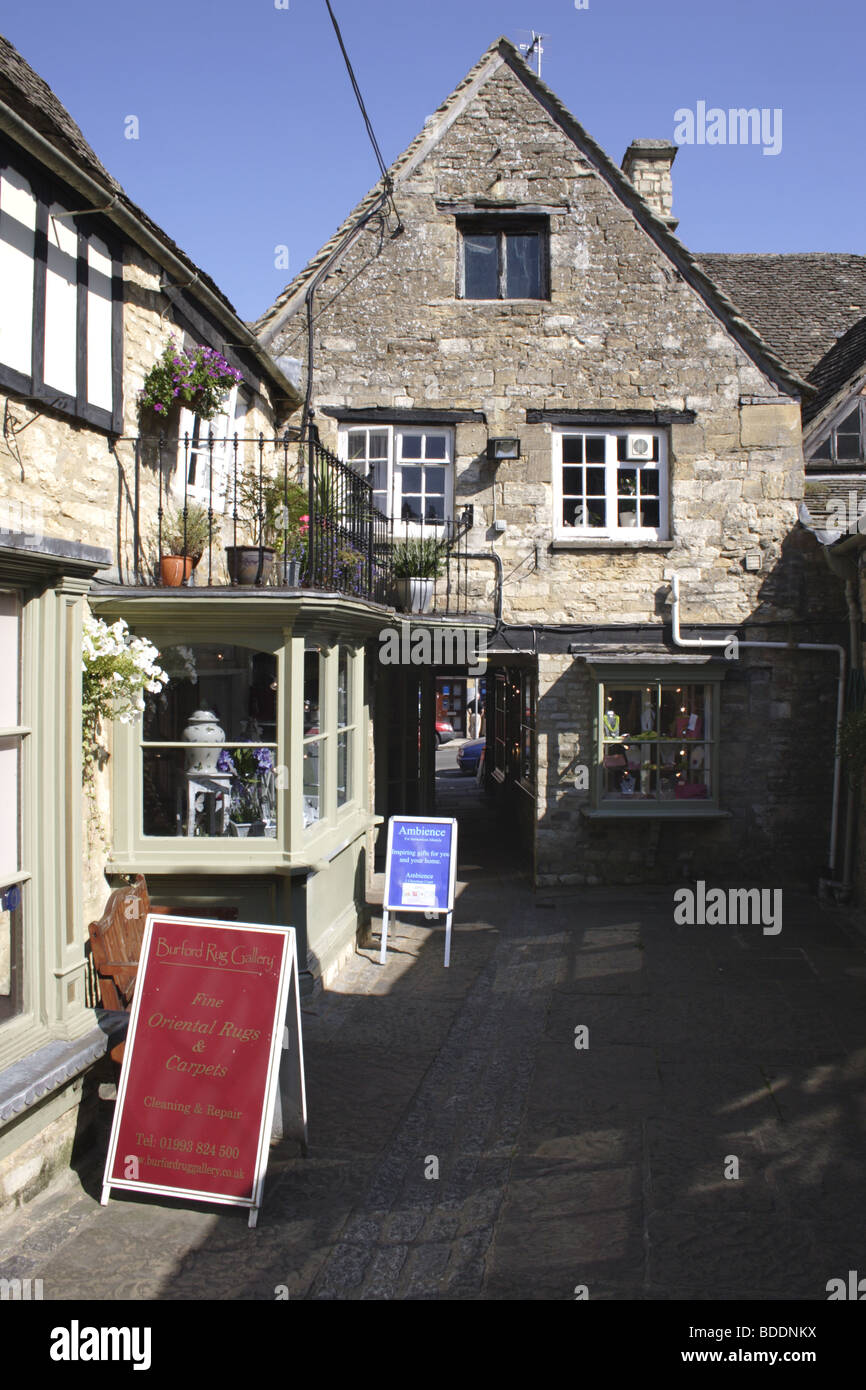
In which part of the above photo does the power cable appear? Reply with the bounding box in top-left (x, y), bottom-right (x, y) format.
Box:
top-left (323, 0), bottom-right (402, 230)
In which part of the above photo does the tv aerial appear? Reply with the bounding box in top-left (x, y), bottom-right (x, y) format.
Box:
top-left (517, 30), bottom-right (550, 78)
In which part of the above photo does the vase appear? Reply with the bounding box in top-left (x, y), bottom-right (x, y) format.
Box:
top-left (182, 709), bottom-right (225, 773)
top-left (224, 545), bottom-right (275, 586)
top-left (160, 555), bottom-right (194, 587)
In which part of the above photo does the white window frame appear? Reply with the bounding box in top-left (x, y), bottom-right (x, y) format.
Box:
top-left (552, 429), bottom-right (669, 541)
top-left (339, 423), bottom-right (454, 532)
top-left (177, 384), bottom-right (242, 515)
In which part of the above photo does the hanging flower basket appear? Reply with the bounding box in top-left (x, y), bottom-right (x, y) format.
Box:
top-left (140, 336), bottom-right (243, 423)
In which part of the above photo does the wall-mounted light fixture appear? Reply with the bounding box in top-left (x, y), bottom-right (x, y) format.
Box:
top-left (486, 436), bottom-right (520, 463)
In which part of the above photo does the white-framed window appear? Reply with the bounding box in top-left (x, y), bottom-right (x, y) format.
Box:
top-left (553, 429), bottom-right (668, 540)
top-left (340, 424), bottom-right (453, 530)
top-left (0, 153), bottom-right (122, 432)
top-left (178, 385), bottom-right (243, 514)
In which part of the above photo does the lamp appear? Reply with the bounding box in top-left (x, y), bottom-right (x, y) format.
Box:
top-left (486, 437), bottom-right (520, 462)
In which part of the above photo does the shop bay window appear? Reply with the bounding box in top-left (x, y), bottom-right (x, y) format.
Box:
top-left (555, 431), bottom-right (668, 539)
top-left (599, 680), bottom-right (716, 804)
top-left (141, 643), bottom-right (278, 838)
top-left (341, 425), bottom-right (453, 528)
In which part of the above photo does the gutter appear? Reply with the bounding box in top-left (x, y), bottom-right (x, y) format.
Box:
top-left (0, 98), bottom-right (302, 413)
top-left (670, 574), bottom-right (846, 884)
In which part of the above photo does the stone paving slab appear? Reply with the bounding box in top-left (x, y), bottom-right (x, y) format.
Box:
top-left (1, 880), bottom-right (865, 1302)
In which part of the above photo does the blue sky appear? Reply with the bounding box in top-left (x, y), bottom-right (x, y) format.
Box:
top-left (4, 0), bottom-right (863, 320)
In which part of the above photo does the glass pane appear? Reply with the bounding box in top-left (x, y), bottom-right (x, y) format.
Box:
top-left (400, 435), bottom-right (423, 460)
top-left (347, 432), bottom-right (367, 461)
top-left (0, 591), bottom-right (19, 728)
top-left (563, 499), bottom-right (583, 526)
top-left (304, 646), bottom-right (320, 735)
top-left (424, 466), bottom-right (447, 496)
top-left (337, 648), bottom-right (350, 728)
top-left (562, 466), bottom-right (584, 496)
top-left (369, 431), bottom-right (389, 459)
top-left (0, 738), bottom-right (19, 880)
top-left (585, 437), bottom-right (605, 463)
top-left (337, 730), bottom-right (352, 808)
top-left (464, 233), bottom-right (499, 298)
top-left (810, 437), bottom-right (831, 460)
top-left (142, 747), bottom-right (277, 837)
top-left (562, 436), bottom-right (583, 464)
top-left (303, 739), bottom-right (321, 826)
top-left (425, 497), bottom-right (445, 522)
top-left (640, 499), bottom-right (660, 528)
top-left (839, 406), bottom-right (860, 433)
top-left (586, 468), bottom-right (606, 495)
top-left (400, 466), bottom-right (423, 493)
top-left (401, 497), bottom-right (422, 521)
top-left (836, 434), bottom-right (862, 460)
top-left (424, 435), bottom-right (448, 460)
top-left (505, 234), bottom-right (541, 298)
top-left (0, 887), bottom-right (23, 1023)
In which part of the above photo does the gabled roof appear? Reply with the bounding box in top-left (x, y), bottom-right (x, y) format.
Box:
top-left (803, 315), bottom-right (866, 429)
top-left (696, 253), bottom-right (866, 382)
top-left (255, 36), bottom-right (809, 399)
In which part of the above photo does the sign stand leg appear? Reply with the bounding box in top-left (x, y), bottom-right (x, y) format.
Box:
top-left (100, 1184), bottom-right (110, 1206)
top-left (444, 912), bottom-right (452, 969)
top-left (248, 1207), bottom-right (259, 1229)
top-left (380, 908), bottom-right (390, 965)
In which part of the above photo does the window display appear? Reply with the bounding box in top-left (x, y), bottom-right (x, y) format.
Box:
top-left (599, 682), bottom-right (714, 803)
top-left (141, 644), bottom-right (278, 837)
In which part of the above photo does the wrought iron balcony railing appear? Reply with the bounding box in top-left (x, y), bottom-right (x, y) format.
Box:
top-left (123, 424), bottom-right (478, 615)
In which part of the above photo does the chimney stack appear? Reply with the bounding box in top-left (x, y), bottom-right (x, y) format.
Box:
top-left (621, 140), bottom-right (678, 231)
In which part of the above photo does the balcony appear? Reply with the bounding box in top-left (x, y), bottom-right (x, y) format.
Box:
top-left (117, 425), bottom-right (480, 616)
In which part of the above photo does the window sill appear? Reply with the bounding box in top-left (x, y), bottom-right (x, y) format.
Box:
top-left (0, 1027), bottom-right (107, 1124)
top-left (581, 804), bottom-right (730, 820)
top-left (551, 539), bottom-right (674, 552)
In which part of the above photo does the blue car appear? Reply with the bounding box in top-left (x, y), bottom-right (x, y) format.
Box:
top-left (457, 739), bottom-right (485, 775)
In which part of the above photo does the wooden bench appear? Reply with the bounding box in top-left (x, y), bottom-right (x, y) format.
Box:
top-left (87, 876), bottom-right (240, 1063)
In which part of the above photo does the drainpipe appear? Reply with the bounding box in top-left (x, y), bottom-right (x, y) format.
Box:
top-left (670, 574), bottom-right (846, 885)
top-left (463, 549), bottom-right (504, 627)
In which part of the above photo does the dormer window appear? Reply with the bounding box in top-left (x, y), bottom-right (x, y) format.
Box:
top-left (457, 215), bottom-right (548, 300)
top-left (809, 402), bottom-right (865, 467)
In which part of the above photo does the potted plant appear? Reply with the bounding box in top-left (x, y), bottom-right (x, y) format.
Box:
top-left (159, 502), bottom-right (211, 586)
top-left (225, 469), bottom-right (306, 586)
top-left (392, 536), bottom-right (445, 613)
top-left (139, 336), bottom-right (242, 425)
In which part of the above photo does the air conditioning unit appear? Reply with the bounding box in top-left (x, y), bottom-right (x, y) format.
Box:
top-left (625, 433), bottom-right (653, 460)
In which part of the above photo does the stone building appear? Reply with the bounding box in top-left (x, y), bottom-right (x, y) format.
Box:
top-left (257, 36), bottom-right (847, 889)
top-left (0, 33), bottom-right (385, 1212)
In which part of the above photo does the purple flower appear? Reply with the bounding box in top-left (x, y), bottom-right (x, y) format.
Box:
top-left (255, 747), bottom-right (273, 772)
top-left (154, 402), bottom-right (164, 413)
top-left (217, 749), bottom-right (237, 775)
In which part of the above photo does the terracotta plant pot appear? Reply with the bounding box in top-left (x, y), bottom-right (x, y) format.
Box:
top-left (160, 555), bottom-right (194, 587)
